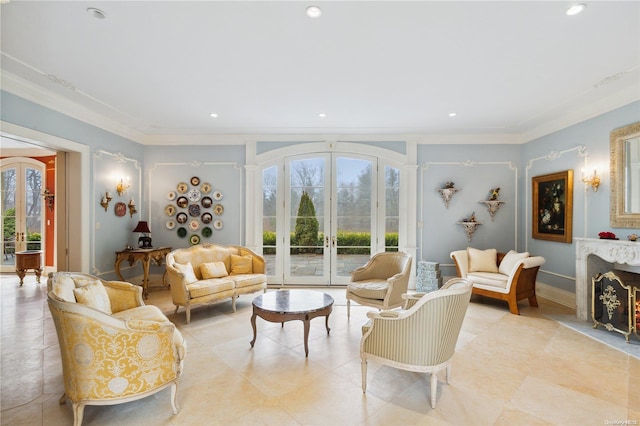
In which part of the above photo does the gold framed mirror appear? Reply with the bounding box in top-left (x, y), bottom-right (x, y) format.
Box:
top-left (610, 121), bottom-right (640, 228)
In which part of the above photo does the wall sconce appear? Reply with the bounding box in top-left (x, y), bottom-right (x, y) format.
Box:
top-left (128, 198), bottom-right (137, 217)
top-left (42, 188), bottom-right (55, 211)
top-left (116, 176), bottom-right (131, 196)
top-left (582, 168), bottom-right (601, 192)
top-left (100, 191), bottom-right (112, 211)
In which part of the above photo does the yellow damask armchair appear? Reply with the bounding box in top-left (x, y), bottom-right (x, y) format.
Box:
top-left (47, 272), bottom-right (186, 426)
top-left (360, 278), bottom-right (472, 408)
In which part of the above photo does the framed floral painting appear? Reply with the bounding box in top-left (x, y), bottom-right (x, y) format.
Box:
top-left (532, 170), bottom-right (573, 243)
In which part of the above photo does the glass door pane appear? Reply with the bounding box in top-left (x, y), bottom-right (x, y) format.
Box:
top-left (2, 167), bottom-right (17, 267)
top-left (332, 157), bottom-right (375, 284)
top-left (24, 166), bottom-right (43, 252)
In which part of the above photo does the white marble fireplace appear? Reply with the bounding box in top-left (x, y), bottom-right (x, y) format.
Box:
top-left (575, 237), bottom-right (640, 321)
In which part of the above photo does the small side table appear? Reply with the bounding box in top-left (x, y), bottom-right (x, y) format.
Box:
top-left (114, 247), bottom-right (171, 298)
top-left (15, 250), bottom-right (43, 286)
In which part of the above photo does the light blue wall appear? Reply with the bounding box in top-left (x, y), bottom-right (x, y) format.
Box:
top-left (2, 90), bottom-right (638, 297)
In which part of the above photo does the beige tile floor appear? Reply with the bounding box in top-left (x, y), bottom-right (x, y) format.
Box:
top-left (1, 273), bottom-right (638, 426)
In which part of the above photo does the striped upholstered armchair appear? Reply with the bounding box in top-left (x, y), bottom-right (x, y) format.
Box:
top-left (360, 278), bottom-right (472, 408)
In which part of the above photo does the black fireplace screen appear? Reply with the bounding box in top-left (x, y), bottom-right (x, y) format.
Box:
top-left (592, 270), bottom-right (638, 342)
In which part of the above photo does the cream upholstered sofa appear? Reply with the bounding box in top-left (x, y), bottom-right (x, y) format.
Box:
top-left (165, 243), bottom-right (267, 323)
top-left (450, 248), bottom-right (545, 315)
top-left (346, 251), bottom-right (412, 318)
top-left (360, 278), bottom-right (473, 408)
top-left (47, 272), bottom-right (186, 426)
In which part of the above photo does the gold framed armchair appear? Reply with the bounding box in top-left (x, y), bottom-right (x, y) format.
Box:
top-left (47, 272), bottom-right (186, 426)
top-left (360, 278), bottom-right (472, 408)
top-left (346, 251), bottom-right (412, 318)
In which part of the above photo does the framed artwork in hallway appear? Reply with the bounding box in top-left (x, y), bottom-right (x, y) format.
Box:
top-left (532, 170), bottom-right (573, 243)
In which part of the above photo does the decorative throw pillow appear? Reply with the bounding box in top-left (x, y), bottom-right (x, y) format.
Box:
top-left (175, 262), bottom-right (198, 284)
top-left (498, 250), bottom-right (530, 275)
top-left (73, 281), bottom-right (112, 314)
top-left (201, 261), bottom-right (228, 279)
top-left (467, 247), bottom-right (499, 273)
top-left (52, 275), bottom-right (76, 302)
top-left (230, 254), bottom-right (253, 275)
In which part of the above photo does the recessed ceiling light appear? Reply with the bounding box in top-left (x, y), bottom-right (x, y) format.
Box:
top-left (448, 112), bottom-right (457, 117)
top-left (87, 7), bottom-right (106, 19)
top-left (210, 113), bottom-right (218, 118)
top-left (318, 113), bottom-right (327, 118)
top-left (566, 3), bottom-right (586, 16)
top-left (306, 6), bottom-right (322, 18)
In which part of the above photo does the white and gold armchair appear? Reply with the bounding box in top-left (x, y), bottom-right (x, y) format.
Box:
top-left (47, 272), bottom-right (186, 426)
top-left (360, 278), bottom-right (472, 408)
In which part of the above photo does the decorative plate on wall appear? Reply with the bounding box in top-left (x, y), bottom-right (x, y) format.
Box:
top-left (166, 220), bottom-right (176, 230)
top-left (201, 212), bottom-right (213, 224)
top-left (202, 227), bottom-right (212, 238)
top-left (213, 204), bottom-right (224, 215)
top-left (190, 234), bottom-right (200, 245)
top-left (176, 212), bottom-right (188, 224)
top-left (201, 183), bottom-right (212, 194)
top-left (114, 202), bottom-right (126, 217)
top-left (190, 176), bottom-right (200, 186)
top-left (201, 196), bottom-right (213, 208)
top-left (177, 182), bottom-right (188, 194)
top-left (167, 191), bottom-right (176, 200)
top-left (176, 196), bottom-right (188, 208)
top-left (187, 188), bottom-right (201, 203)
top-left (177, 227), bottom-right (187, 238)
top-left (188, 204), bottom-right (201, 217)
top-left (189, 219), bottom-right (200, 231)
top-left (164, 204), bottom-right (176, 216)
top-left (213, 219), bottom-right (223, 230)
top-left (213, 191), bottom-right (223, 201)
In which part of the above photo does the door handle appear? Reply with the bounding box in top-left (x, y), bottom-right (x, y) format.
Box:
top-left (331, 236), bottom-right (336, 247)
top-left (325, 236), bottom-right (329, 248)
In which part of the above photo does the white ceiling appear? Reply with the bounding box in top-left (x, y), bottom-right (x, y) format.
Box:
top-left (1, 1), bottom-right (639, 145)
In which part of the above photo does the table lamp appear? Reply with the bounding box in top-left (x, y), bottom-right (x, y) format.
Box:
top-left (132, 221), bottom-right (152, 248)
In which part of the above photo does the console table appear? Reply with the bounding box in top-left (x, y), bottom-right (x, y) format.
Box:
top-left (15, 250), bottom-right (43, 285)
top-left (115, 247), bottom-right (171, 298)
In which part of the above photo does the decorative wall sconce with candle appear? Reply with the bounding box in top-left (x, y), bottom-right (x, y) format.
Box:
top-left (128, 199), bottom-right (137, 217)
top-left (99, 191), bottom-right (113, 211)
top-left (42, 188), bottom-right (55, 211)
top-left (582, 167), bottom-right (601, 192)
top-left (116, 176), bottom-right (131, 196)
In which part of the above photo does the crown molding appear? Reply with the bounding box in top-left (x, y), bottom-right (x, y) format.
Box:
top-left (1, 71), bottom-right (146, 144)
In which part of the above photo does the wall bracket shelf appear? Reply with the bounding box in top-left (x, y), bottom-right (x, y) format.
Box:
top-left (437, 188), bottom-right (460, 209)
top-left (479, 200), bottom-right (506, 221)
top-left (457, 221), bottom-right (482, 242)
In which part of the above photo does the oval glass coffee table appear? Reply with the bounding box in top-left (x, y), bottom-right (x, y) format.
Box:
top-left (250, 290), bottom-right (334, 357)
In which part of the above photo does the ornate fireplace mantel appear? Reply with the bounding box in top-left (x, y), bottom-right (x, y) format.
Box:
top-left (575, 238), bottom-right (640, 321)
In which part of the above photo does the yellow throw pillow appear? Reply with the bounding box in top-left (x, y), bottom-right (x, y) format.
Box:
top-left (73, 281), bottom-right (112, 314)
top-left (230, 254), bottom-right (253, 275)
top-left (175, 262), bottom-right (198, 284)
top-left (201, 261), bottom-right (229, 279)
top-left (467, 247), bottom-right (499, 273)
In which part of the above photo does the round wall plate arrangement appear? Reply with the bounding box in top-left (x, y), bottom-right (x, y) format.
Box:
top-left (201, 183), bottom-right (212, 194)
top-left (188, 188), bottom-right (201, 202)
top-left (213, 191), bottom-right (223, 201)
top-left (177, 227), bottom-right (187, 238)
top-left (190, 235), bottom-right (200, 245)
top-left (213, 219), bottom-right (223, 230)
top-left (190, 176), bottom-right (200, 186)
top-left (214, 204), bottom-right (224, 215)
top-left (165, 204), bottom-right (176, 216)
top-left (202, 226), bottom-right (212, 237)
top-left (166, 220), bottom-right (176, 230)
top-left (167, 191), bottom-right (176, 200)
top-left (189, 219), bottom-right (200, 231)
top-left (201, 212), bottom-right (212, 224)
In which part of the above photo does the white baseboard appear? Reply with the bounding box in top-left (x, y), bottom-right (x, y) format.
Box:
top-left (536, 281), bottom-right (576, 309)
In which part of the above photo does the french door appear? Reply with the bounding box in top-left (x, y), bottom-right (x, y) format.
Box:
top-left (270, 154), bottom-right (378, 285)
top-left (1, 158), bottom-right (45, 272)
